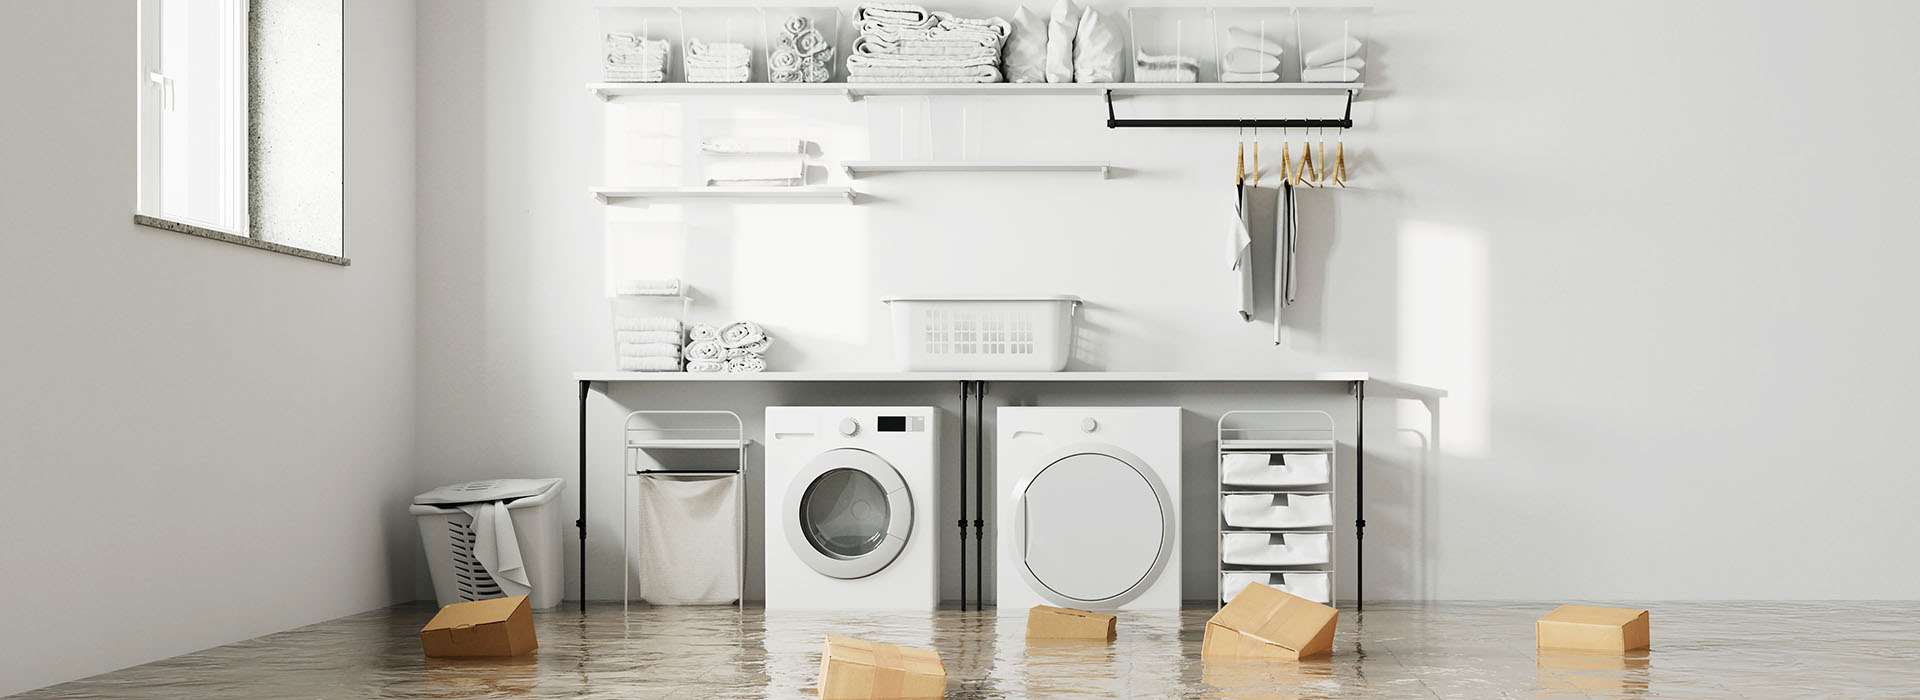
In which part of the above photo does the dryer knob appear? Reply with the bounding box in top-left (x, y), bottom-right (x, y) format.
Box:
top-left (838, 418), bottom-right (860, 437)
top-left (1080, 417), bottom-right (1099, 433)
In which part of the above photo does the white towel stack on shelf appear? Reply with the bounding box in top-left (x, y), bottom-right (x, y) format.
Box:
top-left (770, 15), bottom-right (835, 83)
top-left (847, 3), bottom-right (1010, 83)
top-left (1133, 50), bottom-right (1198, 82)
top-left (700, 138), bottom-right (807, 187)
top-left (612, 279), bottom-right (685, 372)
top-left (605, 33), bottom-right (670, 82)
top-left (1300, 36), bottom-right (1363, 83)
top-left (685, 37), bottom-right (752, 83)
top-left (687, 321), bottom-right (770, 373)
top-left (1221, 26), bottom-right (1283, 83)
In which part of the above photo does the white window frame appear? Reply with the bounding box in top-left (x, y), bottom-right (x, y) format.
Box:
top-left (137, 0), bottom-right (249, 236)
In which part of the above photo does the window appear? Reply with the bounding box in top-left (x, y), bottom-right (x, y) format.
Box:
top-left (136, 0), bottom-right (345, 264)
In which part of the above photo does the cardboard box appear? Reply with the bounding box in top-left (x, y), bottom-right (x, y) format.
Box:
top-left (1536, 605), bottom-right (1650, 652)
top-left (1202, 582), bottom-right (1338, 660)
top-left (420, 596), bottom-right (537, 658)
top-left (1026, 605), bottom-right (1117, 641)
top-left (818, 635), bottom-right (946, 700)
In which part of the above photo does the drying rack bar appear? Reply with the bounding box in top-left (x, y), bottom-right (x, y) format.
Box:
top-left (633, 469), bottom-right (741, 475)
top-left (1104, 89), bottom-right (1356, 129)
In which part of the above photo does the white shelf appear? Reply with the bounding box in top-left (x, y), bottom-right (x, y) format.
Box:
top-left (1219, 439), bottom-right (1339, 451)
top-left (840, 161), bottom-right (1110, 178)
top-left (592, 186), bottom-right (856, 204)
top-left (589, 82), bottom-right (1363, 101)
top-left (576, 370), bottom-right (1368, 383)
top-left (626, 438), bottom-right (748, 450)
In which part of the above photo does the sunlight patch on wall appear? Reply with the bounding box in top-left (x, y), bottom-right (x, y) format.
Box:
top-left (1398, 221), bottom-right (1490, 459)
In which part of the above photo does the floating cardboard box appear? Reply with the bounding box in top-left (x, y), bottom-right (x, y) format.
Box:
top-left (1536, 605), bottom-right (1650, 652)
top-left (818, 635), bottom-right (947, 700)
top-left (1026, 605), bottom-right (1117, 641)
top-left (420, 595), bottom-right (537, 658)
top-left (1202, 582), bottom-right (1338, 660)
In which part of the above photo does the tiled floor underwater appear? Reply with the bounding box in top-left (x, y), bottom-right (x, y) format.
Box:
top-left (12, 601), bottom-right (1919, 699)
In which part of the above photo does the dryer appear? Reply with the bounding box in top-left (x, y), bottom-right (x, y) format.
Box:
top-left (997, 407), bottom-right (1182, 610)
top-left (764, 406), bottom-right (940, 609)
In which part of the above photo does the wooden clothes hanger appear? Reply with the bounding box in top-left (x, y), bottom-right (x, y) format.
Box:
top-left (1279, 127), bottom-right (1294, 185)
top-left (1332, 128), bottom-right (1349, 188)
top-left (1298, 127), bottom-right (1318, 187)
top-left (1236, 126), bottom-right (1246, 185)
top-left (1251, 125), bottom-right (1261, 186)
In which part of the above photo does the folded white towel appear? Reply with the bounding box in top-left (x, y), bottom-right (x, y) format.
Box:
top-left (1306, 56), bottom-right (1365, 70)
top-left (1133, 65), bottom-right (1197, 83)
top-left (849, 51), bottom-right (999, 69)
top-left (618, 356), bottom-right (682, 372)
top-left (1222, 70), bottom-right (1279, 83)
top-left (603, 69), bottom-right (665, 83)
top-left (616, 330), bottom-right (683, 345)
top-left (849, 73), bottom-right (1004, 83)
top-left (1134, 51), bottom-right (1198, 69)
top-left (1303, 37), bottom-right (1362, 67)
top-left (685, 360), bottom-right (725, 373)
top-left (856, 3), bottom-right (935, 28)
top-left (1226, 26), bottom-right (1284, 55)
top-left (685, 340), bottom-right (723, 361)
top-left (1300, 65), bottom-right (1360, 83)
top-left (688, 324), bottom-right (721, 342)
top-left (725, 355), bottom-right (767, 373)
top-left (614, 278), bottom-right (682, 296)
top-left (687, 66), bottom-right (751, 83)
top-left (720, 321), bottom-right (767, 348)
top-left (706, 159), bottom-right (804, 186)
top-left (700, 138), bottom-right (803, 155)
top-left (1223, 47), bottom-right (1280, 73)
top-left (618, 343), bottom-right (683, 358)
top-left (614, 316), bottom-right (681, 332)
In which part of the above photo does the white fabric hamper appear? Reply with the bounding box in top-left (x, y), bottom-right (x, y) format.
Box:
top-left (411, 479), bottom-right (566, 610)
top-left (882, 296), bottom-right (1081, 371)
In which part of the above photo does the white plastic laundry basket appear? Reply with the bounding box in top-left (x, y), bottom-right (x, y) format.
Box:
top-left (881, 296), bottom-right (1081, 371)
top-left (410, 479), bottom-right (566, 610)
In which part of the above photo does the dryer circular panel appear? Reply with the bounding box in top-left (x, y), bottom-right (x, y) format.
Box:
top-left (802, 468), bottom-right (890, 558)
top-left (784, 448), bottom-right (913, 580)
top-left (1018, 451), bottom-right (1168, 604)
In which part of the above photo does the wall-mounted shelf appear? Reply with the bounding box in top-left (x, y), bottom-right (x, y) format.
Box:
top-left (592, 185), bottom-right (856, 204)
top-left (839, 161), bottom-right (1111, 178)
top-left (589, 82), bottom-right (1363, 101)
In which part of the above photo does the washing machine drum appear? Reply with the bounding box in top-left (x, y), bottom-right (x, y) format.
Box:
top-left (784, 448), bottom-right (913, 579)
top-left (1016, 447), bottom-right (1175, 607)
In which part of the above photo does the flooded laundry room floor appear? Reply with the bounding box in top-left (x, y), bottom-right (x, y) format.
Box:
top-left (11, 601), bottom-right (1919, 699)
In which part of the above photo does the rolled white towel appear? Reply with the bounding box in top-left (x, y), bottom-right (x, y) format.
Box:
top-left (614, 316), bottom-right (681, 332)
top-left (1226, 26), bottom-right (1284, 55)
top-left (700, 138), bottom-right (803, 155)
top-left (618, 343), bottom-right (683, 358)
top-left (1222, 70), bottom-right (1279, 83)
top-left (685, 360), bottom-right (725, 373)
top-left (725, 355), bottom-right (767, 373)
top-left (614, 278), bottom-right (682, 296)
top-left (1223, 47), bottom-right (1280, 74)
top-left (721, 347), bottom-right (755, 360)
top-left (720, 321), bottom-right (766, 348)
top-left (1303, 37), bottom-right (1362, 68)
top-left (688, 324), bottom-right (721, 342)
top-left (616, 330), bottom-right (683, 345)
top-left (685, 340), bottom-right (723, 361)
top-left (618, 356), bottom-right (682, 372)
top-left (735, 336), bottom-right (773, 354)
top-left (1300, 65), bottom-right (1360, 83)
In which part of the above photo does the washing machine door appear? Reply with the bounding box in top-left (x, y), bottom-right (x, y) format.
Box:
top-left (784, 448), bottom-right (913, 579)
top-left (1014, 444), bottom-right (1175, 608)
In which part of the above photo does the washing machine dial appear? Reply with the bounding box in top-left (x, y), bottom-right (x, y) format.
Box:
top-left (1080, 417), bottom-right (1099, 433)
top-left (838, 418), bottom-right (860, 437)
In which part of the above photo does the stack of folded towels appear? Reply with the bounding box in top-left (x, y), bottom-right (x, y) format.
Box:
top-left (700, 137), bottom-right (807, 187)
top-left (604, 33), bottom-right (670, 83)
top-left (685, 37), bottom-right (751, 83)
top-left (1221, 26), bottom-right (1284, 83)
top-left (612, 278), bottom-right (685, 372)
top-left (847, 3), bottom-right (1010, 84)
top-left (684, 321), bottom-right (772, 374)
top-left (1133, 50), bottom-right (1198, 82)
top-left (770, 15), bottom-right (835, 83)
top-left (1300, 36), bottom-right (1363, 83)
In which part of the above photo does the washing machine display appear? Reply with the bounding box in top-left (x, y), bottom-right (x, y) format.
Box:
top-left (785, 449), bottom-right (912, 579)
top-left (1017, 446), bottom-right (1174, 605)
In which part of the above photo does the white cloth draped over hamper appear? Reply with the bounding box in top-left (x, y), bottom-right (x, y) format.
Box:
top-left (685, 37), bottom-right (751, 83)
top-left (634, 474), bottom-right (741, 605)
top-left (849, 3), bottom-right (1009, 83)
top-left (1072, 7), bottom-right (1122, 83)
top-left (413, 478), bottom-right (564, 600)
top-left (604, 33), bottom-right (668, 83)
top-left (770, 15), bottom-right (834, 83)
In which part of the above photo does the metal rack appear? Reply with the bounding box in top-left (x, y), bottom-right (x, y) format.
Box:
top-left (1104, 88), bottom-right (1355, 129)
top-left (622, 410), bottom-right (748, 610)
top-left (1217, 410), bottom-right (1340, 608)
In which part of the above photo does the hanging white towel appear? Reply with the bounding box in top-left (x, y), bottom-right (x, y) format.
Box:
top-left (454, 502), bottom-right (533, 599)
top-left (1275, 182), bottom-right (1296, 344)
top-left (1231, 183), bottom-right (1253, 322)
top-left (635, 474), bottom-right (741, 605)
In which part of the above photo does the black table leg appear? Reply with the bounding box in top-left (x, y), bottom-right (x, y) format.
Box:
top-left (1354, 380), bottom-right (1365, 612)
top-left (578, 379), bottom-right (590, 613)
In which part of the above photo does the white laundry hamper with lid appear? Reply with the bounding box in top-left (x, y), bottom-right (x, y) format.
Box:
top-left (411, 478), bottom-right (566, 610)
top-left (882, 296), bottom-right (1081, 371)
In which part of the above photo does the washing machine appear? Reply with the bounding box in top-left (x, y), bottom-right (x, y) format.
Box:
top-left (764, 406), bottom-right (940, 609)
top-left (997, 406), bottom-right (1183, 610)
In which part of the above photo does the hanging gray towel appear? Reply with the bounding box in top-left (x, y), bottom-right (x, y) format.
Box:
top-left (635, 474), bottom-right (741, 605)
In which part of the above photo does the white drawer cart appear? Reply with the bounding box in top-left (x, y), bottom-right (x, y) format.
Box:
top-left (1218, 410), bottom-right (1338, 607)
top-left (622, 410), bottom-right (748, 610)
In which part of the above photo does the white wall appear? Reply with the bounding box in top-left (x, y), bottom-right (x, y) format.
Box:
top-left (416, 0), bottom-right (1920, 604)
top-left (0, 0), bottom-right (416, 695)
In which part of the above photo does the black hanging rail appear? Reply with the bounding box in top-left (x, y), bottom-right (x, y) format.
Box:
top-left (1104, 88), bottom-right (1355, 129)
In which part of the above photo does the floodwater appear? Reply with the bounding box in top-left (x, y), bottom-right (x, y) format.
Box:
top-left (13, 601), bottom-right (1919, 699)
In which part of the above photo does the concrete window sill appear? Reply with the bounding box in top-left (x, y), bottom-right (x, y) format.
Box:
top-left (134, 215), bottom-right (350, 266)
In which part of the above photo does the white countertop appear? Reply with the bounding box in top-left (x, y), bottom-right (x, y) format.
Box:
top-left (574, 371), bottom-right (1369, 383)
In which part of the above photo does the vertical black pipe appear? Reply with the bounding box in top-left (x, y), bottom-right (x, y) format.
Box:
top-left (1354, 380), bottom-right (1366, 612)
top-left (973, 381), bottom-right (986, 610)
top-left (957, 381), bottom-right (970, 610)
top-left (577, 380), bottom-right (589, 613)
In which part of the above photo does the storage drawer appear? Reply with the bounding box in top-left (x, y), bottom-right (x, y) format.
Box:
top-left (1220, 532), bottom-right (1330, 566)
top-left (1221, 493), bottom-right (1333, 529)
top-left (1221, 571), bottom-right (1331, 605)
top-left (1220, 452), bottom-right (1330, 487)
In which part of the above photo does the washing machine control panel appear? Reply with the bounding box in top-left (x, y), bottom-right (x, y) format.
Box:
top-left (876, 415), bottom-right (927, 433)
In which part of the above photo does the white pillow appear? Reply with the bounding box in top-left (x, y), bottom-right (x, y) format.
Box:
top-left (1004, 6), bottom-right (1048, 83)
top-left (1044, 0), bottom-right (1081, 83)
top-left (1072, 6), bottom-right (1122, 83)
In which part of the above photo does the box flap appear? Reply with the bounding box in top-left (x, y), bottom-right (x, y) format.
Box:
top-left (1209, 584), bottom-right (1336, 653)
top-left (822, 636), bottom-right (945, 676)
top-left (1032, 605), bottom-right (1108, 621)
top-left (423, 596), bottom-right (528, 631)
top-left (1540, 605), bottom-right (1647, 627)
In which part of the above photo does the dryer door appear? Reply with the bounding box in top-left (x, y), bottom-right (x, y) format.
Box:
top-left (784, 448), bottom-right (913, 579)
top-left (1014, 445), bottom-right (1175, 607)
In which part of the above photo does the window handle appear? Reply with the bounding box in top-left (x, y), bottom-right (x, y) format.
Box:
top-left (148, 71), bottom-right (174, 111)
